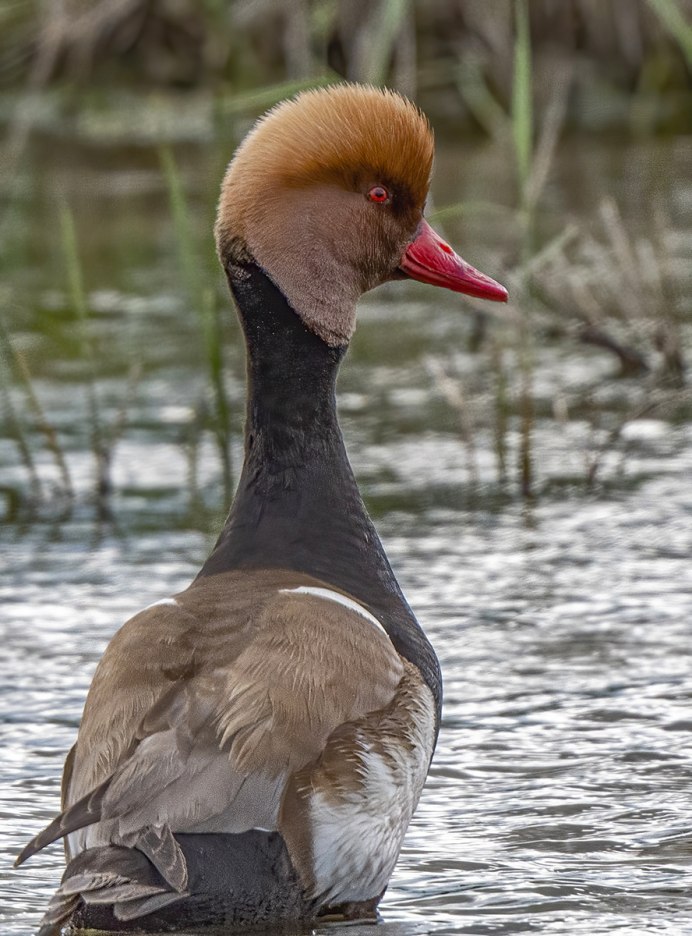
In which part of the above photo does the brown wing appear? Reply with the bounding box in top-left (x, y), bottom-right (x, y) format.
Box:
top-left (65, 597), bottom-right (205, 805)
top-left (19, 570), bottom-right (404, 886)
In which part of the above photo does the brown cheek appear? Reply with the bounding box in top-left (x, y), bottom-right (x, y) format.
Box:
top-left (375, 211), bottom-right (419, 279)
top-left (334, 201), bottom-right (383, 290)
top-left (352, 232), bottom-right (397, 289)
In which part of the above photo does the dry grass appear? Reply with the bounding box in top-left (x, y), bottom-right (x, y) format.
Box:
top-left (1, 1), bottom-right (690, 130)
top-left (428, 197), bottom-right (690, 493)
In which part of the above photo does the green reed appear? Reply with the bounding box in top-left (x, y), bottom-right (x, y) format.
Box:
top-left (216, 75), bottom-right (333, 117)
top-left (427, 1), bottom-right (540, 496)
top-left (359, 0), bottom-right (413, 87)
top-left (0, 314), bottom-right (73, 506)
top-left (647, 0), bottom-right (692, 67)
top-left (59, 202), bottom-right (114, 516)
top-left (0, 155), bottom-right (70, 515)
top-left (511, 0), bottom-right (535, 500)
top-left (0, 322), bottom-right (43, 510)
top-left (159, 146), bottom-right (233, 506)
top-left (512, 0), bottom-right (533, 214)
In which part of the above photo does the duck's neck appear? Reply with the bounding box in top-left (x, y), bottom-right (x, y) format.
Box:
top-left (199, 261), bottom-right (389, 594)
top-left (197, 261), bottom-right (441, 716)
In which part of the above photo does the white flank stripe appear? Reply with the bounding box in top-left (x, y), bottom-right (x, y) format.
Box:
top-left (143, 597), bottom-right (178, 611)
top-left (280, 586), bottom-right (388, 637)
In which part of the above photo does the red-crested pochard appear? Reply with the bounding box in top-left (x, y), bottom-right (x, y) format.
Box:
top-left (17, 84), bottom-right (507, 933)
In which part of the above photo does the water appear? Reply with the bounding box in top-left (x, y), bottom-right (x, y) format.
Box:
top-left (1, 117), bottom-right (692, 934)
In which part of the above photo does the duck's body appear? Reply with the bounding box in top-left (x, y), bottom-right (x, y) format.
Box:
top-left (17, 85), bottom-right (506, 934)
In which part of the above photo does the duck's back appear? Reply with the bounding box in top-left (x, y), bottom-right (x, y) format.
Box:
top-left (27, 569), bottom-right (435, 932)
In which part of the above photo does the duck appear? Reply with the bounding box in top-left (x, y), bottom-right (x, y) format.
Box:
top-left (16, 83), bottom-right (507, 934)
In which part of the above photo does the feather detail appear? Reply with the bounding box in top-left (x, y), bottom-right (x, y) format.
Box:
top-left (15, 775), bottom-right (112, 867)
top-left (134, 824), bottom-right (188, 892)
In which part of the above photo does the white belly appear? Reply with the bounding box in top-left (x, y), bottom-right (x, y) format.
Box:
top-left (305, 671), bottom-right (436, 906)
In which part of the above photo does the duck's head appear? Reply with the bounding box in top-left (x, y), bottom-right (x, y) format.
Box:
top-left (216, 83), bottom-right (507, 347)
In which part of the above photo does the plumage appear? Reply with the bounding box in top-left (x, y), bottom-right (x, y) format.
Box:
top-left (17, 82), bottom-right (507, 933)
top-left (216, 84), bottom-right (435, 347)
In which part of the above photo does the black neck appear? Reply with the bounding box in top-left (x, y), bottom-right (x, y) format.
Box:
top-left (198, 261), bottom-right (441, 719)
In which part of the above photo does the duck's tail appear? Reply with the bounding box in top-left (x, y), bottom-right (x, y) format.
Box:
top-left (36, 830), bottom-right (313, 934)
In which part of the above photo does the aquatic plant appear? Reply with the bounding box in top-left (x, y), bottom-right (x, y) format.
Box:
top-left (425, 2), bottom-right (689, 498)
top-left (160, 146), bottom-right (234, 506)
top-left (1, 2), bottom-right (690, 519)
top-left (647, 0), bottom-right (692, 68)
top-left (59, 203), bottom-right (112, 512)
top-left (0, 321), bottom-right (43, 513)
top-left (0, 315), bottom-right (73, 509)
top-left (511, 0), bottom-right (535, 499)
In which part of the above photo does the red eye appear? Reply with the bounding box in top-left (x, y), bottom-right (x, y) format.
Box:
top-left (367, 185), bottom-right (390, 204)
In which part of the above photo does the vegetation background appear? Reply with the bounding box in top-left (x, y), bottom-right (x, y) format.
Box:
top-left (1, 0), bottom-right (691, 518)
top-left (2, 0), bottom-right (692, 127)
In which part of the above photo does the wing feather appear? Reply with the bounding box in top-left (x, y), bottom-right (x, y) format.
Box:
top-left (20, 572), bottom-right (405, 877)
top-left (15, 775), bottom-right (112, 867)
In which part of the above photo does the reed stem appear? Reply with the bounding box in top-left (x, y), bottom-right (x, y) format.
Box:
top-left (59, 201), bottom-right (111, 515)
top-left (0, 334), bottom-right (42, 504)
top-left (160, 146), bottom-right (234, 504)
top-left (512, 0), bottom-right (535, 500)
top-left (646, 0), bottom-right (692, 68)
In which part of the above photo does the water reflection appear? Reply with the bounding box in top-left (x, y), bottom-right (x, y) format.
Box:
top-left (3, 446), bottom-right (692, 934)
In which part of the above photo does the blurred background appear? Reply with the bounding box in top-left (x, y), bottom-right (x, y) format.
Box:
top-left (2, 4), bottom-right (692, 935)
top-left (1, 0), bottom-right (691, 518)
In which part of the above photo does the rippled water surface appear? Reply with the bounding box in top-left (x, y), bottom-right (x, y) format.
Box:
top-left (2, 125), bottom-right (692, 935)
